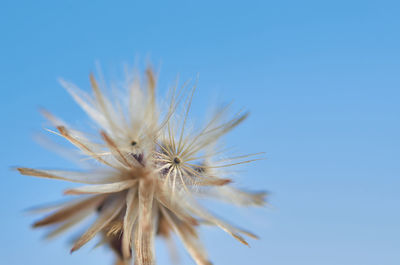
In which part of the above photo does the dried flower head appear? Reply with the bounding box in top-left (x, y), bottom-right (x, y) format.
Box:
top-left (18, 67), bottom-right (266, 265)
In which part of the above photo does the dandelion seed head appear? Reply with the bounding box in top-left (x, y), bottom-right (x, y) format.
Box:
top-left (18, 65), bottom-right (266, 265)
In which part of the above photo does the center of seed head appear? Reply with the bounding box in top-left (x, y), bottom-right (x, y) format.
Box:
top-left (173, 157), bottom-right (181, 164)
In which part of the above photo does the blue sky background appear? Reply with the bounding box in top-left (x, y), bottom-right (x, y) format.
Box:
top-left (1, 0), bottom-right (399, 264)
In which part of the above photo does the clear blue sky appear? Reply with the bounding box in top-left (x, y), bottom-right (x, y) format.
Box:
top-left (1, 0), bottom-right (399, 264)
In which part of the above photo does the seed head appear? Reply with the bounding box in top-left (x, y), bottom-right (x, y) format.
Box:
top-left (18, 66), bottom-right (266, 265)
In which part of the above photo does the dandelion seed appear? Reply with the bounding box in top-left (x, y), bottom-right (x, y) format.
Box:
top-left (18, 66), bottom-right (266, 265)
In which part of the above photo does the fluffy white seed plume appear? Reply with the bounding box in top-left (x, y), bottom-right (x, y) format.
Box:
top-left (18, 66), bottom-right (266, 265)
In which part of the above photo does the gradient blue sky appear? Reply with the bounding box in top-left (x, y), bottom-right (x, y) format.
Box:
top-left (1, 0), bottom-right (399, 264)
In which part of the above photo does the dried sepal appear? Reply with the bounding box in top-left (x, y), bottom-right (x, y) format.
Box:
top-left (71, 195), bottom-right (124, 252)
top-left (33, 195), bottom-right (105, 227)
